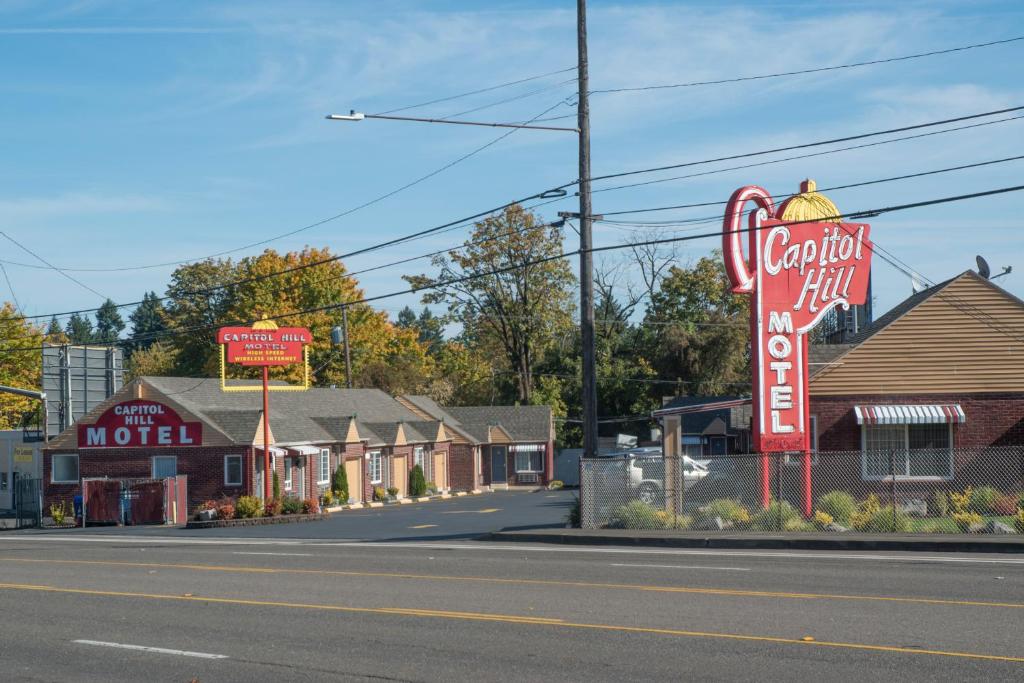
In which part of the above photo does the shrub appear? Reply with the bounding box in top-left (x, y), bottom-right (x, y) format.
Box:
top-left (302, 498), bottom-right (321, 515)
top-left (200, 499), bottom-right (218, 511)
top-left (235, 496), bottom-right (263, 519)
top-left (566, 496), bottom-right (580, 528)
top-left (857, 506), bottom-right (911, 533)
top-left (386, 486), bottom-right (399, 498)
top-left (373, 486), bottom-right (387, 502)
top-left (1015, 509), bottom-right (1024, 534)
top-left (215, 498), bottom-right (236, 520)
top-left (948, 487), bottom-right (972, 515)
top-left (409, 464), bottom-right (427, 497)
top-left (321, 489), bottom-right (334, 508)
top-left (610, 501), bottom-right (663, 530)
top-left (993, 494), bottom-right (1020, 516)
top-left (751, 500), bottom-right (801, 531)
top-left (655, 510), bottom-right (693, 530)
top-left (50, 500), bottom-right (69, 526)
top-left (272, 469), bottom-right (281, 501)
top-left (932, 491), bottom-right (949, 517)
top-left (851, 494), bottom-right (882, 531)
top-left (813, 510), bottom-right (834, 530)
top-left (698, 498), bottom-right (751, 527)
top-left (548, 480), bottom-right (564, 490)
top-left (968, 486), bottom-right (1002, 515)
top-left (264, 499), bottom-right (282, 517)
top-left (952, 511), bottom-right (983, 532)
top-left (281, 496), bottom-right (302, 515)
top-left (332, 463), bottom-right (349, 503)
top-left (816, 491), bottom-right (857, 526)
top-left (426, 481), bottom-right (438, 494)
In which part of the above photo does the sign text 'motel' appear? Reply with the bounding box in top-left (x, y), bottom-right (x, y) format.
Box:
top-left (218, 326), bottom-right (311, 366)
top-left (722, 181), bottom-right (872, 453)
top-left (77, 399), bottom-right (202, 448)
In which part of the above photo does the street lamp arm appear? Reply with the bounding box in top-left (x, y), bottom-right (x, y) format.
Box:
top-left (327, 111), bottom-right (578, 133)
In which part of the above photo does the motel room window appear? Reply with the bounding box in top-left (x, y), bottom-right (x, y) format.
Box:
top-left (52, 454), bottom-right (80, 484)
top-left (151, 456), bottom-right (177, 480)
top-left (514, 445), bottom-right (544, 473)
top-left (862, 423), bottom-right (953, 479)
top-left (414, 446), bottom-right (431, 481)
top-left (368, 451), bottom-right (383, 484)
top-left (318, 449), bottom-right (331, 485)
top-left (224, 455), bottom-right (243, 487)
top-left (283, 457), bottom-right (293, 490)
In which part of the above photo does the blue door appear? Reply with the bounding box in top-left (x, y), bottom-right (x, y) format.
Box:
top-left (490, 446), bottom-right (507, 484)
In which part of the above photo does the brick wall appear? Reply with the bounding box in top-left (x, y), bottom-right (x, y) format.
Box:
top-left (449, 444), bottom-right (476, 491)
top-left (43, 446), bottom-right (251, 511)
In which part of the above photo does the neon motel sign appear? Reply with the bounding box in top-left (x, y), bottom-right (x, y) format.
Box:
top-left (722, 180), bottom-right (872, 510)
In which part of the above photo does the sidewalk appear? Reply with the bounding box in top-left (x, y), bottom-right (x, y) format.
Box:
top-left (485, 528), bottom-right (1024, 553)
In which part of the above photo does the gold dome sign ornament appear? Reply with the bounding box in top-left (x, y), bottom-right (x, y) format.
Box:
top-left (722, 180), bottom-right (873, 516)
top-left (218, 317), bottom-right (313, 500)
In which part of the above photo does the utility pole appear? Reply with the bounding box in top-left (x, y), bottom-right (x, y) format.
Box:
top-left (577, 0), bottom-right (598, 460)
top-left (342, 305), bottom-right (353, 389)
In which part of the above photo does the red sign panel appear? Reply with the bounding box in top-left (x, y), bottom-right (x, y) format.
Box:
top-left (218, 326), bottom-right (311, 366)
top-left (78, 399), bottom-right (202, 448)
top-left (723, 185), bottom-right (872, 453)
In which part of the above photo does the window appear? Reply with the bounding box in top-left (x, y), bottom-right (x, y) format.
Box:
top-left (414, 446), bottom-right (431, 481)
top-left (224, 455), bottom-right (243, 486)
top-left (862, 423), bottom-right (953, 479)
top-left (283, 457), bottom-right (293, 490)
top-left (318, 449), bottom-right (331, 485)
top-left (514, 445), bottom-right (544, 473)
top-left (52, 454), bottom-right (79, 483)
top-left (368, 451), bottom-right (383, 484)
top-left (152, 456), bottom-right (177, 479)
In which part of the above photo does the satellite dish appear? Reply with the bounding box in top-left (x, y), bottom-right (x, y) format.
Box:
top-left (976, 255), bottom-right (991, 279)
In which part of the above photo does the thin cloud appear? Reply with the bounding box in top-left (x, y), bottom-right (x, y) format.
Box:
top-left (0, 26), bottom-right (237, 34)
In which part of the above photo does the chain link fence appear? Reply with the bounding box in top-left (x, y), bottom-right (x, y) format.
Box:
top-left (579, 448), bottom-right (1024, 533)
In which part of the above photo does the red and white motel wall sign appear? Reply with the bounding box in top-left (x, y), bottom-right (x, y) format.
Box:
top-left (723, 183), bottom-right (872, 453)
top-left (77, 399), bottom-right (203, 448)
top-left (218, 326), bottom-right (311, 366)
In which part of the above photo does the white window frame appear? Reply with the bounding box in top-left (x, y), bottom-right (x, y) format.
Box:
top-left (283, 457), bottom-right (293, 490)
top-left (151, 455), bottom-right (177, 480)
top-left (861, 423), bottom-right (954, 481)
top-left (513, 444), bottom-right (544, 473)
top-left (51, 454), bottom-right (80, 484)
top-left (368, 451), bottom-right (383, 484)
top-left (224, 454), bottom-right (243, 487)
top-left (318, 448), bottom-right (331, 485)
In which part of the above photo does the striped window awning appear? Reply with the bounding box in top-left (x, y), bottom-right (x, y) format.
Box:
top-left (855, 405), bottom-right (966, 425)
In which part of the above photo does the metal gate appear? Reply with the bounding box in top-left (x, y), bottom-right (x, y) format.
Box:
top-left (82, 476), bottom-right (188, 526)
top-left (14, 477), bottom-right (41, 529)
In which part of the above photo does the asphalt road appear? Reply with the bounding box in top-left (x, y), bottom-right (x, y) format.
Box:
top-left (1, 531), bottom-right (1023, 681)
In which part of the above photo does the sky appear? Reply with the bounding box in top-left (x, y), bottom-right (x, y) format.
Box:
top-left (1, 0), bottom-right (1022, 335)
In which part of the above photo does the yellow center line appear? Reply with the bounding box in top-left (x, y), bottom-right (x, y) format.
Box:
top-left (409, 524), bottom-right (438, 529)
top-left (2, 556), bottom-right (1022, 610)
top-left (0, 582), bottom-right (1020, 664)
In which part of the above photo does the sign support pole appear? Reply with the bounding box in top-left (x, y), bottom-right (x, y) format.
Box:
top-left (262, 365), bottom-right (271, 501)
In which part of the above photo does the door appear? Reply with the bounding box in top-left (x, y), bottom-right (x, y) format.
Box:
top-left (433, 451), bottom-right (446, 491)
top-left (393, 455), bottom-right (408, 497)
top-left (344, 459), bottom-right (362, 503)
top-left (491, 446), bottom-right (507, 484)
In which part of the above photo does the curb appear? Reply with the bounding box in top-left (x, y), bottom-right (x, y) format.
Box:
top-left (186, 513), bottom-right (327, 529)
top-left (483, 530), bottom-right (1024, 554)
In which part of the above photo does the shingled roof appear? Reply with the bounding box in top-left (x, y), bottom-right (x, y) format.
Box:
top-left (400, 396), bottom-right (553, 444)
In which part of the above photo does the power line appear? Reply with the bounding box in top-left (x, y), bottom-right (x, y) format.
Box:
top-left (439, 79), bottom-right (577, 120)
top-left (3, 183), bottom-right (1022, 353)
top-left (0, 230), bottom-right (107, 301)
top-left (588, 105), bottom-right (1024, 184)
top-left (373, 66), bottom-right (576, 116)
top-left (590, 36), bottom-right (1024, 94)
top-left (0, 262), bottom-right (23, 316)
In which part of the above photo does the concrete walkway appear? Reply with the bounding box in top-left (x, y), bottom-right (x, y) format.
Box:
top-left (486, 528), bottom-right (1024, 553)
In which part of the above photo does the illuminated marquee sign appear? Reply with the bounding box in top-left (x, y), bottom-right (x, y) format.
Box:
top-left (77, 399), bottom-right (202, 448)
top-left (218, 326), bottom-right (311, 366)
top-left (723, 180), bottom-right (872, 453)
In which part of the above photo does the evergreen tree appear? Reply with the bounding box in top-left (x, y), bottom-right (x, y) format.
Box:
top-left (94, 299), bottom-right (125, 344)
top-left (396, 306), bottom-right (417, 329)
top-left (45, 316), bottom-right (67, 343)
top-left (409, 464), bottom-right (427, 497)
top-left (127, 291), bottom-right (167, 353)
top-left (332, 463), bottom-right (349, 503)
top-left (272, 469), bottom-right (281, 501)
top-left (416, 307), bottom-right (445, 355)
top-left (65, 312), bottom-right (94, 344)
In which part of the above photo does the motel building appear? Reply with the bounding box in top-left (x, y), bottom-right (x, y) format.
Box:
top-left (657, 270), bottom-right (1024, 502)
top-left (42, 376), bottom-right (554, 519)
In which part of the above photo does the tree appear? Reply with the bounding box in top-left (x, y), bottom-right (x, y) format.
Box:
top-left (124, 341), bottom-right (177, 380)
top-left (405, 204), bottom-right (575, 403)
top-left (332, 463), bottom-right (349, 503)
top-left (127, 291), bottom-right (167, 353)
top-left (428, 341), bottom-right (496, 405)
top-left (64, 312), bottom-right (94, 344)
top-left (409, 464), bottom-right (427, 497)
top-left (272, 469), bottom-right (281, 501)
top-left (641, 251), bottom-right (749, 396)
top-left (0, 302), bottom-right (44, 429)
top-left (396, 306), bottom-right (445, 356)
top-left (396, 306), bottom-right (417, 329)
top-left (162, 258), bottom-right (237, 376)
top-left (45, 316), bottom-right (68, 344)
top-left (94, 299), bottom-right (125, 344)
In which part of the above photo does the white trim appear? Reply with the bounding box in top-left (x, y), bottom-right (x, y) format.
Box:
top-left (51, 453), bottom-right (79, 484)
top-left (317, 448), bottom-right (330, 485)
top-left (283, 457), bottom-right (293, 491)
top-left (224, 454), bottom-right (243, 487)
top-left (151, 455), bottom-right (177, 480)
top-left (368, 451), bottom-right (383, 484)
top-left (860, 423), bottom-right (954, 481)
top-left (288, 444), bottom-right (321, 456)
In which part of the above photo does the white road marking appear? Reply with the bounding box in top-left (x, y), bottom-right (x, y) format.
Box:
top-left (73, 640), bottom-right (227, 659)
top-left (233, 552), bottom-right (314, 557)
top-left (9, 536), bottom-right (1024, 566)
top-left (611, 563), bottom-right (750, 571)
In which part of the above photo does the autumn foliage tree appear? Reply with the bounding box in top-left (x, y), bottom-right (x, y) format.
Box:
top-left (0, 302), bottom-right (44, 429)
